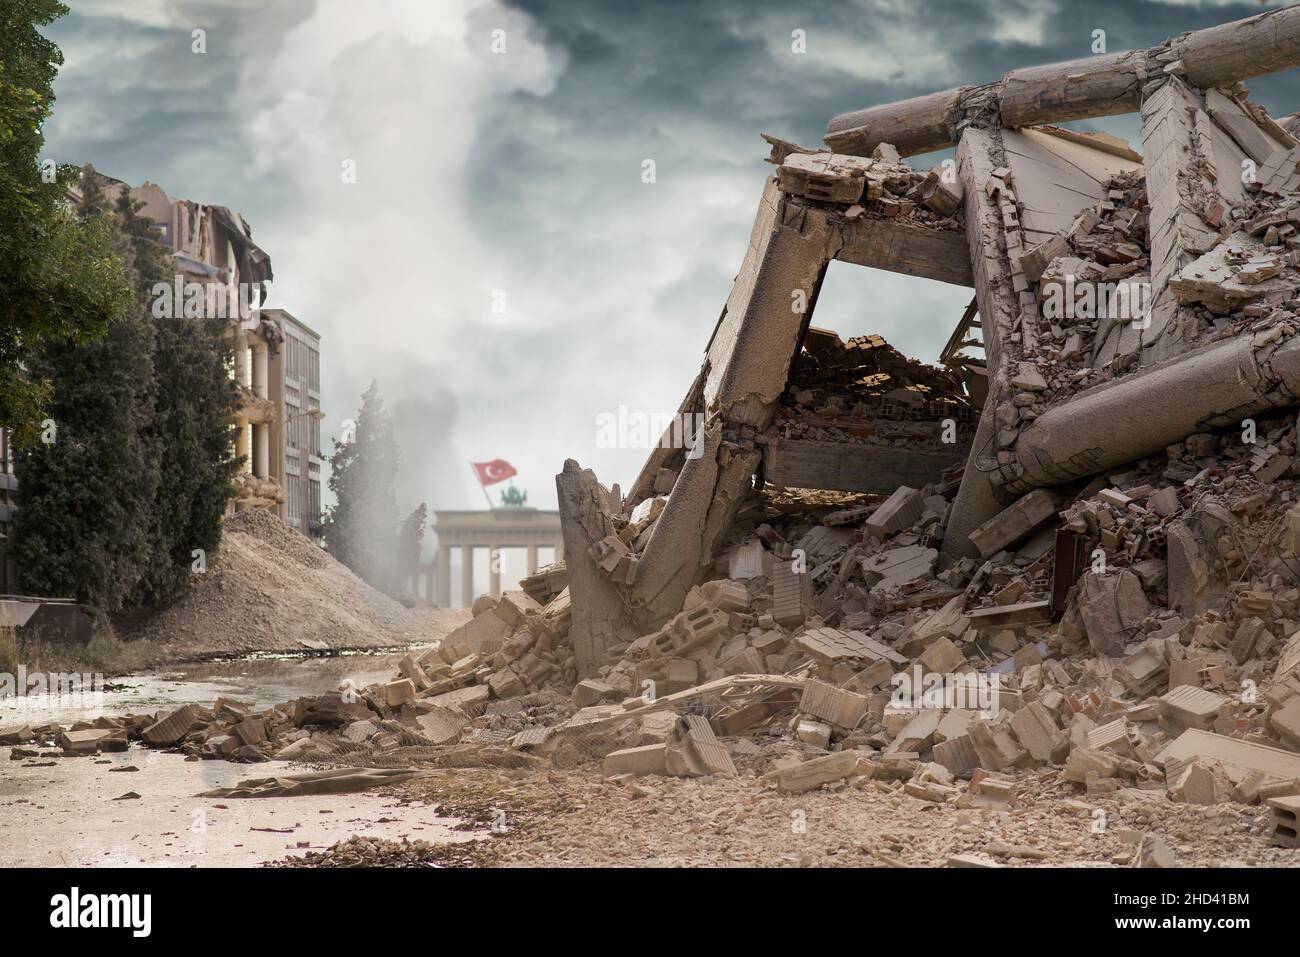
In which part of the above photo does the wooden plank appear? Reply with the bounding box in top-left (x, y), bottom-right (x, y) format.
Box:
top-left (836, 218), bottom-right (972, 287)
top-left (762, 437), bottom-right (963, 494)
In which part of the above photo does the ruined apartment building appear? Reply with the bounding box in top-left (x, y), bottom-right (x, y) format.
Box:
top-left (85, 172), bottom-right (321, 528)
top-left (263, 308), bottom-right (324, 540)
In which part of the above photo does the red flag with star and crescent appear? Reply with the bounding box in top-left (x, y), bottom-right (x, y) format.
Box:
top-left (472, 459), bottom-right (517, 486)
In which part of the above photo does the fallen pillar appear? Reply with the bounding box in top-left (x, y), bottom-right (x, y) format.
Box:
top-left (999, 330), bottom-right (1300, 493)
top-left (825, 5), bottom-right (1300, 157)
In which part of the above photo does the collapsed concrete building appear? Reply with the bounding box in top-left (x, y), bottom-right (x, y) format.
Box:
top-left (28, 7), bottom-right (1300, 861)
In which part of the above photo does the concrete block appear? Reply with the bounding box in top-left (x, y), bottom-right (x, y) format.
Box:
top-left (865, 486), bottom-right (924, 538)
top-left (1008, 701), bottom-right (1064, 763)
top-left (1268, 794), bottom-right (1300, 847)
top-left (799, 679), bottom-right (869, 730)
top-left (603, 744), bottom-right (669, 777)
top-left (383, 679), bottom-right (417, 707)
top-left (1159, 684), bottom-right (1227, 736)
top-left (932, 733), bottom-right (979, 774)
top-left (796, 718), bottom-right (833, 749)
top-left (1270, 696), bottom-right (1300, 750)
top-left (968, 489), bottom-right (1058, 558)
top-left (142, 704), bottom-right (203, 747)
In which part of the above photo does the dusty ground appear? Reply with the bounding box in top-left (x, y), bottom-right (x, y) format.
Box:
top-left (275, 765), bottom-right (1299, 868)
top-left (116, 508), bottom-right (468, 659)
top-left (0, 746), bottom-right (473, 867)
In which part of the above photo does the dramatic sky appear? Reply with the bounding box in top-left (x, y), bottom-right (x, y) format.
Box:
top-left (40, 0), bottom-right (1300, 527)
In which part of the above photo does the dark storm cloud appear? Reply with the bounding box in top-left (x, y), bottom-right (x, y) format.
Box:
top-left (38, 0), bottom-right (1300, 515)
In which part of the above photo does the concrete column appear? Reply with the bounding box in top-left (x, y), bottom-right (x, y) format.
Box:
top-left (489, 545), bottom-right (502, 598)
top-left (526, 543), bottom-right (538, 575)
top-left (460, 544), bottom-right (474, 608)
top-left (253, 422), bottom-right (269, 478)
top-left (239, 337), bottom-right (253, 389)
top-left (252, 341), bottom-right (269, 400)
top-left (436, 544), bottom-right (451, 608)
top-left (236, 417), bottom-right (250, 474)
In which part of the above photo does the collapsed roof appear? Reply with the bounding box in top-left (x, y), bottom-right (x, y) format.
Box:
top-left (556, 4), bottom-right (1300, 679)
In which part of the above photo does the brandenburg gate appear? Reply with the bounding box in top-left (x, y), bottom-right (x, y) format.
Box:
top-left (429, 508), bottom-right (564, 607)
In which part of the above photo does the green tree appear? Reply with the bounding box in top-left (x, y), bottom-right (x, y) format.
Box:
top-left (115, 188), bottom-right (239, 607)
top-left (11, 171), bottom-right (159, 610)
top-left (0, 0), bottom-right (130, 444)
top-left (323, 382), bottom-right (405, 593)
top-left (397, 501), bottom-right (428, 590)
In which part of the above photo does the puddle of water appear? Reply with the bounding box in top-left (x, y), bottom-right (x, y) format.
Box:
top-left (0, 647), bottom-right (474, 867)
top-left (0, 747), bottom-right (471, 867)
top-left (0, 647), bottom-right (430, 726)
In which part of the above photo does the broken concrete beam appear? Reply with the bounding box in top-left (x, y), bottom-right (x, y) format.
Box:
top-left (836, 217), bottom-right (973, 287)
top-left (557, 460), bottom-right (641, 678)
top-left (942, 128), bottom-right (1017, 560)
top-left (824, 6), bottom-right (1300, 157)
top-left (965, 600), bottom-right (1052, 631)
top-left (1003, 304), bottom-right (1300, 495)
top-left (762, 438), bottom-right (964, 495)
top-left (968, 488), bottom-right (1058, 558)
top-left (1158, 728), bottom-right (1300, 783)
top-left (764, 749), bottom-right (875, 793)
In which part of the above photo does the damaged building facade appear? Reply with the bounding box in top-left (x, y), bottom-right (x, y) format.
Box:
top-left (83, 174), bottom-right (322, 522)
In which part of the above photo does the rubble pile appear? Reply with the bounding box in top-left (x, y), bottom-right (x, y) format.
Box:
top-left (775, 332), bottom-right (976, 454)
top-left (16, 403), bottom-right (1300, 855)
top-left (119, 508), bottom-right (419, 656)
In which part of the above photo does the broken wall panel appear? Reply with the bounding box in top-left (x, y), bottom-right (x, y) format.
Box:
top-left (702, 178), bottom-right (841, 428)
top-left (762, 438), bottom-right (964, 494)
top-left (942, 128), bottom-right (1017, 558)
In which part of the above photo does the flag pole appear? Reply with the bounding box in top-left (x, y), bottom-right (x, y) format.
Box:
top-left (471, 462), bottom-right (495, 510)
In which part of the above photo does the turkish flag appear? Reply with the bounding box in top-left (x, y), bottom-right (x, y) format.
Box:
top-left (472, 459), bottom-right (517, 486)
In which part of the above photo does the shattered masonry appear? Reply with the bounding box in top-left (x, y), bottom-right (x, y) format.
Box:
top-left (23, 5), bottom-right (1300, 863)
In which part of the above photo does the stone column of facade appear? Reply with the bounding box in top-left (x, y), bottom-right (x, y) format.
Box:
top-left (254, 423), bottom-right (269, 478)
top-left (489, 545), bottom-right (502, 597)
top-left (252, 341), bottom-right (269, 399)
top-left (460, 544), bottom-right (474, 608)
top-left (526, 543), bottom-right (538, 575)
top-left (436, 543), bottom-right (451, 608)
top-left (235, 418), bottom-right (250, 475)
